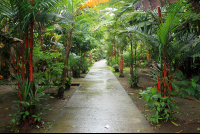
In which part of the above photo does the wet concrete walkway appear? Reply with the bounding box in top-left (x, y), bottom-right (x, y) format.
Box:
top-left (48, 59), bottom-right (154, 133)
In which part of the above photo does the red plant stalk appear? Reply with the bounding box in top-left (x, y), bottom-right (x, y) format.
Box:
top-left (30, 17), bottom-right (33, 82)
top-left (168, 65), bottom-right (171, 93)
top-left (30, 0), bottom-right (35, 99)
top-left (157, 77), bottom-right (160, 92)
top-left (120, 57), bottom-right (121, 71)
top-left (158, 7), bottom-right (161, 23)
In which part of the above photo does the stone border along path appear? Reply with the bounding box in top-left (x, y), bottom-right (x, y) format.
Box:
top-left (48, 59), bottom-right (155, 133)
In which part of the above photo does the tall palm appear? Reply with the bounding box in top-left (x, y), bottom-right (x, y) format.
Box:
top-left (0, 0), bottom-right (74, 123)
top-left (57, 0), bottom-right (100, 97)
top-left (121, 0), bottom-right (200, 97)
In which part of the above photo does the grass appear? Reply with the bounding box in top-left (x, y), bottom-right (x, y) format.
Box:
top-left (108, 66), bottom-right (130, 78)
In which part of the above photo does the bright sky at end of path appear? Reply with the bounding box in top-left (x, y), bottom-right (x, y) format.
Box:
top-left (81, 0), bottom-right (109, 9)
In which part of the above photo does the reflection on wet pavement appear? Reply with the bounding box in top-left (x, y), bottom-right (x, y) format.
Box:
top-left (48, 59), bottom-right (154, 133)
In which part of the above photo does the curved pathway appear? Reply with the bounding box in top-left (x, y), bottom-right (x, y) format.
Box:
top-left (48, 59), bottom-right (154, 133)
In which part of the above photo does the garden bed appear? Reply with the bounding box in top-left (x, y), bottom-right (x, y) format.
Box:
top-left (114, 67), bottom-right (200, 133)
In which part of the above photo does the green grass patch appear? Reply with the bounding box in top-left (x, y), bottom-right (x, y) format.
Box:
top-left (108, 66), bottom-right (131, 78)
top-left (108, 66), bottom-right (120, 77)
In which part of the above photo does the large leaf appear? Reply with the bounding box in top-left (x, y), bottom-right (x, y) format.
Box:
top-left (151, 87), bottom-right (157, 94)
top-left (175, 69), bottom-right (186, 80)
top-left (179, 80), bottom-right (190, 86)
top-left (180, 89), bottom-right (187, 98)
top-left (188, 85), bottom-right (195, 96)
top-left (192, 76), bottom-right (199, 83)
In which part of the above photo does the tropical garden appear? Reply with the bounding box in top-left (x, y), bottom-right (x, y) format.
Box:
top-left (0, 0), bottom-right (200, 133)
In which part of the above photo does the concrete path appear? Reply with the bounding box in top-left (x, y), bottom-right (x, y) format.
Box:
top-left (48, 59), bottom-right (154, 133)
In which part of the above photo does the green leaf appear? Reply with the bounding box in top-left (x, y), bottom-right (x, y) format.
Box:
top-left (25, 111), bottom-right (29, 116)
top-left (192, 76), bottom-right (199, 82)
top-left (137, 129), bottom-right (141, 132)
top-left (38, 117), bottom-right (41, 122)
top-left (170, 91), bottom-right (176, 96)
top-left (179, 80), bottom-right (190, 86)
top-left (152, 94), bottom-right (160, 99)
top-left (19, 112), bottom-right (24, 115)
top-left (164, 109), bottom-right (168, 114)
top-left (192, 82), bottom-right (196, 88)
top-left (157, 107), bottom-right (161, 112)
top-left (151, 87), bottom-right (157, 94)
top-left (154, 102), bottom-right (160, 106)
top-left (196, 84), bottom-right (200, 92)
top-left (188, 85), bottom-right (195, 96)
top-left (11, 119), bottom-right (16, 124)
top-left (31, 115), bottom-right (37, 118)
top-left (160, 102), bottom-right (165, 107)
top-left (175, 70), bottom-right (186, 80)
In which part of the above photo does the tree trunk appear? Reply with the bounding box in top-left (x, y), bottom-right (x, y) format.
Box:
top-left (119, 51), bottom-right (124, 77)
top-left (130, 35), bottom-right (133, 77)
top-left (58, 28), bottom-right (73, 98)
top-left (38, 23), bottom-right (44, 47)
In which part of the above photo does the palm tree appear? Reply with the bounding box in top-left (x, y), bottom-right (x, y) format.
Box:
top-left (57, 0), bottom-right (101, 97)
top-left (0, 0), bottom-right (74, 124)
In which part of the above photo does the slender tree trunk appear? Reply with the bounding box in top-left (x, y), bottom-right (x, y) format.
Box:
top-left (130, 35), bottom-right (133, 77)
top-left (120, 51), bottom-right (124, 77)
top-left (135, 46), bottom-right (136, 75)
top-left (58, 28), bottom-right (73, 98)
top-left (38, 23), bottom-right (44, 47)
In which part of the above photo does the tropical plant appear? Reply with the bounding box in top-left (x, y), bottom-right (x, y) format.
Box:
top-left (9, 75), bottom-right (52, 126)
top-left (172, 69), bottom-right (200, 100)
top-left (80, 56), bottom-right (90, 73)
top-left (128, 72), bottom-right (140, 87)
top-left (140, 87), bottom-right (179, 124)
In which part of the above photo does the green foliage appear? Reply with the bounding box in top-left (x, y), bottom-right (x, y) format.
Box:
top-left (9, 75), bottom-right (52, 125)
top-left (68, 53), bottom-right (80, 71)
top-left (122, 52), bottom-right (130, 67)
top-left (33, 44), bottom-right (64, 87)
top-left (80, 56), bottom-right (90, 73)
top-left (65, 76), bottom-right (73, 85)
top-left (140, 87), bottom-right (179, 124)
top-left (128, 73), bottom-right (140, 87)
top-left (91, 46), bottom-right (105, 61)
top-left (172, 69), bottom-right (200, 100)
